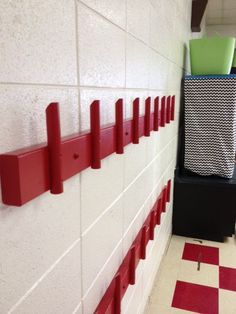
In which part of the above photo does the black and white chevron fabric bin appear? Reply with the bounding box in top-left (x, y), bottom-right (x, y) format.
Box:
top-left (184, 75), bottom-right (236, 179)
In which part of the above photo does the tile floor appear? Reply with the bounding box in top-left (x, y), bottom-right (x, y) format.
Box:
top-left (145, 235), bottom-right (236, 314)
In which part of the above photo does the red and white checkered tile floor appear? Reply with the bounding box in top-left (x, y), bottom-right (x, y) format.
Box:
top-left (145, 235), bottom-right (236, 314)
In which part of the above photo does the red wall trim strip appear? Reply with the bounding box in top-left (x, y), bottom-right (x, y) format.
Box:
top-left (94, 180), bottom-right (172, 314)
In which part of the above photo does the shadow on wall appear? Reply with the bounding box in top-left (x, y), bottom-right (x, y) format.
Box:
top-left (176, 43), bottom-right (187, 172)
top-left (182, 43), bottom-right (189, 74)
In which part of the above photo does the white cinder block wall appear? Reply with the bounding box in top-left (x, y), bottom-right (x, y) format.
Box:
top-left (207, 24), bottom-right (236, 38)
top-left (0, 1), bottom-right (203, 313)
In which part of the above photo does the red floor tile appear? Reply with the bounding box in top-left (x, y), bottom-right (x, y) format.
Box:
top-left (182, 243), bottom-right (219, 265)
top-left (172, 280), bottom-right (218, 314)
top-left (219, 266), bottom-right (236, 292)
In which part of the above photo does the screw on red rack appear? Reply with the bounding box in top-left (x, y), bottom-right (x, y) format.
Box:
top-left (153, 96), bottom-right (159, 131)
top-left (144, 97), bottom-right (151, 137)
top-left (115, 99), bottom-right (124, 154)
top-left (171, 95), bottom-right (175, 121)
top-left (160, 96), bottom-right (166, 127)
top-left (129, 245), bottom-right (136, 285)
top-left (166, 95), bottom-right (171, 124)
top-left (132, 98), bottom-right (140, 144)
top-left (90, 100), bottom-right (101, 169)
top-left (46, 102), bottom-right (63, 194)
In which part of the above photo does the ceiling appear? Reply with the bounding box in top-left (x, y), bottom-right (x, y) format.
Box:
top-left (206, 0), bottom-right (236, 25)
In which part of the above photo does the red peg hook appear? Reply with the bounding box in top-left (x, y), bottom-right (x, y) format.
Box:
top-left (114, 274), bottom-right (121, 314)
top-left (166, 96), bottom-right (171, 124)
top-left (132, 98), bottom-right (140, 144)
top-left (46, 102), bottom-right (63, 194)
top-left (161, 186), bottom-right (167, 213)
top-left (153, 96), bottom-right (159, 131)
top-left (171, 95), bottom-right (175, 121)
top-left (115, 99), bottom-right (124, 154)
top-left (167, 179), bottom-right (171, 202)
top-left (129, 245), bottom-right (136, 285)
top-left (156, 197), bottom-right (162, 225)
top-left (144, 97), bottom-right (151, 137)
top-left (160, 96), bottom-right (166, 127)
top-left (90, 100), bottom-right (101, 169)
top-left (149, 211), bottom-right (156, 240)
top-left (141, 226), bottom-right (147, 260)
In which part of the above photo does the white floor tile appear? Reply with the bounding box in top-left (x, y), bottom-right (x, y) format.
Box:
top-left (219, 289), bottom-right (236, 314)
top-left (178, 259), bottom-right (219, 288)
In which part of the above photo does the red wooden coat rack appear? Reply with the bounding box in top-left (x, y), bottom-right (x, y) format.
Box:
top-left (94, 179), bottom-right (172, 313)
top-left (0, 95), bottom-right (175, 206)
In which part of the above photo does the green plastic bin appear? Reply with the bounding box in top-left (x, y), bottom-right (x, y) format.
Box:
top-left (233, 50), bottom-right (236, 67)
top-left (190, 36), bottom-right (236, 75)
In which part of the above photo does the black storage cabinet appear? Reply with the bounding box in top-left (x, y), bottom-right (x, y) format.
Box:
top-left (173, 168), bottom-right (236, 242)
